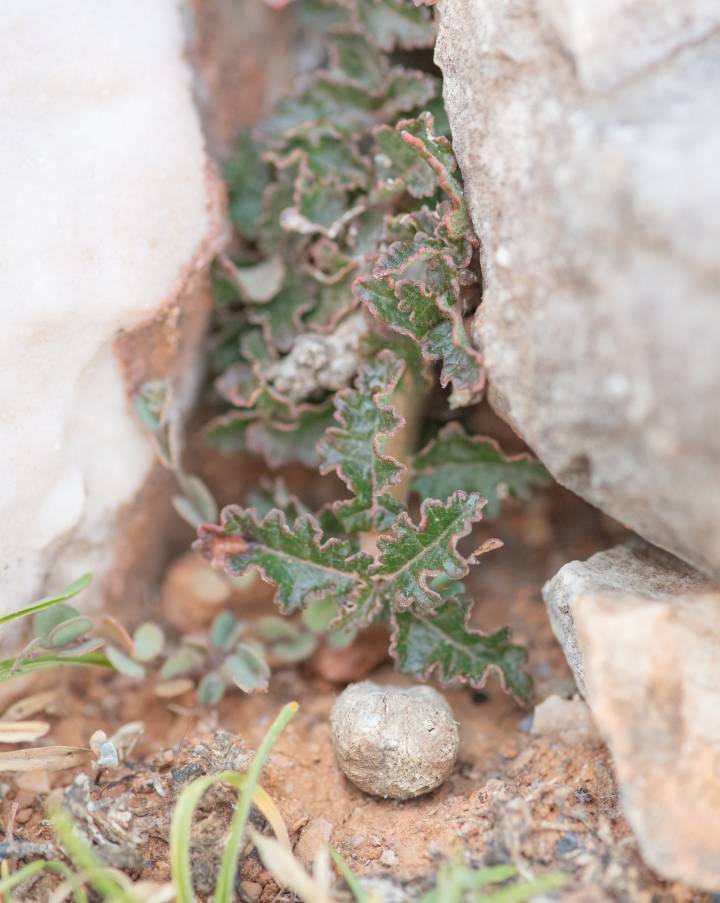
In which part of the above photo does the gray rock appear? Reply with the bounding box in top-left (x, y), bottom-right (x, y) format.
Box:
top-left (435, 0), bottom-right (720, 579)
top-left (543, 539), bottom-right (720, 889)
top-left (330, 681), bottom-right (459, 800)
top-left (542, 538), bottom-right (709, 696)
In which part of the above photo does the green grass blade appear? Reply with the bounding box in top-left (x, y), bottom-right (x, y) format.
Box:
top-left (462, 865), bottom-right (518, 888)
top-left (329, 846), bottom-right (368, 903)
top-left (0, 651), bottom-right (111, 683)
top-left (0, 860), bottom-right (87, 903)
top-left (214, 701), bottom-right (298, 903)
top-left (51, 808), bottom-right (139, 903)
top-left (475, 872), bottom-right (567, 903)
top-left (0, 575), bottom-right (92, 628)
top-left (170, 771), bottom-right (291, 903)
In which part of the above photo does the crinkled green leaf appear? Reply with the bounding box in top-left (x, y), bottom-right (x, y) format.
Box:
top-left (270, 130), bottom-right (369, 191)
top-left (257, 175), bottom-right (297, 254)
top-left (207, 395), bottom-right (336, 468)
top-left (225, 130), bottom-right (271, 240)
top-left (285, 179), bottom-right (355, 237)
top-left (196, 509), bottom-right (372, 615)
top-left (318, 350), bottom-right (406, 532)
top-left (353, 0), bottom-right (436, 51)
top-left (247, 274), bottom-right (315, 352)
top-left (374, 125), bottom-right (436, 198)
top-left (245, 398), bottom-right (337, 469)
top-left (412, 423), bottom-right (550, 519)
top-left (357, 277), bottom-right (484, 407)
top-left (299, 0), bottom-right (352, 33)
top-left (423, 300), bottom-right (485, 408)
top-left (372, 490), bottom-right (487, 612)
top-left (327, 30), bottom-right (389, 89)
top-left (261, 71), bottom-right (434, 145)
top-left (215, 363), bottom-right (264, 408)
top-left (400, 112), bottom-right (471, 238)
top-left (391, 596), bottom-right (533, 704)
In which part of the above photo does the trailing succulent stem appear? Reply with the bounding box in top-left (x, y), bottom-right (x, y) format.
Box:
top-left (199, 0), bottom-right (551, 704)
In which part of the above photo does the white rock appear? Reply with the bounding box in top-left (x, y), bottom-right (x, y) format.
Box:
top-left (0, 1), bottom-right (222, 617)
top-left (543, 539), bottom-right (720, 890)
top-left (330, 681), bottom-right (459, 800)
top-left (436, 0), bottom-right (720, 579)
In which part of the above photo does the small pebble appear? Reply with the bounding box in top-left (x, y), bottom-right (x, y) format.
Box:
top-left (330, 681), bottom-right (459, 800)
top-left (379, 848), bottom-right (398, 866)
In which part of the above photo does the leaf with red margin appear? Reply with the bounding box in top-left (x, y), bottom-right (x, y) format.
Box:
top-left (371, 490), bottom-right (488, 612)
top-left (411, 423), bottom-right (550, 519)
top-left (318, 350), bottom-right (406, 532)
top-left (195, 508), bottom-right (373, 616)
top-left (391, 594), bottom-right (533, 704)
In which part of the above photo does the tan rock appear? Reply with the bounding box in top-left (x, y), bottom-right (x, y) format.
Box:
top-left (544, 539), bottom-right (720, 890)
top-left (293, 818), bottom-right (333, 871)
top-left (531, 694), bottom-right (599, 744)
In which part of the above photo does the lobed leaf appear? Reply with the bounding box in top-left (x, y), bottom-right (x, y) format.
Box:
top-left (391, 595), bottom-right (533, 704)
top-left (372, 490), bottom-right (487, 612)
top-left (412, 423), bottom-right (550, 519)
top-left (318, 350), bottom-right (406, 532)
top-left (399, 111), bottom-right (473, 239)
top-left (196, 508), bottom-right (372, 615)
top-left (352, 0), bottom-right (436, 51)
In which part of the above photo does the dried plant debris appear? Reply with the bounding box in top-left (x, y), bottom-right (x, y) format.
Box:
top-left (199, 0), bottom-right (550, 705)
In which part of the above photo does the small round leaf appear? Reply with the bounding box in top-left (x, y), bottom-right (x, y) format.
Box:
top-left (133, 622), bottom-right (165, 662)
top-left (198, 672), bottom-right (226, 706)
top-left (47, 615), bottom-right (93, 648)
top-left (106, 646), bottom-right (146, 679)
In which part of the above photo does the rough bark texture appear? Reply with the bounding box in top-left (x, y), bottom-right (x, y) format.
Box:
top-left (435, 0), bottom-right (720, 578)
top-left (543, 540), bottom-right (720, 890)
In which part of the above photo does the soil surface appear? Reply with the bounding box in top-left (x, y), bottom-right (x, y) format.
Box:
top-left (0, 482), bottom-right (712, 902)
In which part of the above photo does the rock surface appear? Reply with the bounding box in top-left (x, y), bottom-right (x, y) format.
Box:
top-left (531, 694), bottom-right (599, 744)
top-left (543, 539), bottom-right (720, 889)
top-left (330, 681), bottom-right (459, 800)
top-left (0, 1), bottom-right (224, 618)
top-left (436, 0), bottom-right (720, 578)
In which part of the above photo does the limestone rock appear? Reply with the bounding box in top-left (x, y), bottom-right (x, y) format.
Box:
top-left (544, 539), bottom-right (720, 890)
top-left (531, 694), bottom-right (599, 744)
top-left (435, 0), bottom-right (720, 578)
top-left (542, 539), bottom-right (709, 696)
top-left (330, 681), bottom-right (459, 800)
top-left (0, 1), bottom-right (224, 619)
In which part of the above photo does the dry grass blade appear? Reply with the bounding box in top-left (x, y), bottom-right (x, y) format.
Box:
top-left (0, 721), bottom-right (50, 743)
top-left (0, 746), bottom-right (91, 772)
top-left (251, 830), bottom-right (335, 903)
top-left (1, 689), bottom-right (61, 720)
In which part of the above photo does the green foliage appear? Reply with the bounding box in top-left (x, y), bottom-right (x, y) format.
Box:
top-left (412, 423), bottom-right (551, 520)
top-left (0, 575), bottom-right (111, 685)
top-left (198, 0), bottom-right (552, 704)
